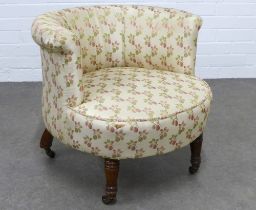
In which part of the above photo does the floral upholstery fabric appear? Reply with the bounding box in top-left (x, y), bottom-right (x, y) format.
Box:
top-left (66, 67), bottom-right (211, 159)
top-left (74, 67), bottom-right (211, 123)
top-left (32, 5), bottom-right (212, 159)
top-left (124, 7), bottom-right (202, 75)
top-left (32, 5), bottom-right (202, 75)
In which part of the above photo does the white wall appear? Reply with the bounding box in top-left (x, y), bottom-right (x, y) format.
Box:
top-left (0, 0), bottom-right (256, 81)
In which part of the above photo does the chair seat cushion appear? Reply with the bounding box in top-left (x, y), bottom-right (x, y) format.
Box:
top-left (65, 67), bottom-right (212, 159)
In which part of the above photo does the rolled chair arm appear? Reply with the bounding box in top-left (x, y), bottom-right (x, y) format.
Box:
top-left (31, 13), bottom-right (76, 53)
top-left (32, 12), bottom-right (83, 116)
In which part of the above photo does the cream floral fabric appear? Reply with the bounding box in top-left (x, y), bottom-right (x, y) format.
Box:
top-left (32, 5), bottom-right (212, 159)
top-left (73, 67), bottom-right (211, 122)
top-left (124, 6), bottom-right (202, 75)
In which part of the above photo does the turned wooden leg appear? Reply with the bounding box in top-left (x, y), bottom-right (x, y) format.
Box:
top-left (189, 133), bottom-right (203, 174)
top-left (40, 129), bottom-right (55, 158)
top-left (102, 158), bottom-right (119, 205)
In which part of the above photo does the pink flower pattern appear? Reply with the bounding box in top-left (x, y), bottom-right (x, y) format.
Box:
top-left (32, 5), bottom-right (212, 159)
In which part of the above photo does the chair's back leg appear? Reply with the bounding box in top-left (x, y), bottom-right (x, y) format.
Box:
top-left (189, 133), bottom-right (203, 174)
top-left (40, 129), bottom-right (55, 158)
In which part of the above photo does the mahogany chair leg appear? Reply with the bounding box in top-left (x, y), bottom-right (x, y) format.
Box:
top-left (40, 129), bottom-right (55, 158)
top-left (189, 133), bottom-right (203, 174)
top-left (102, 158), bottom-right (119, 205)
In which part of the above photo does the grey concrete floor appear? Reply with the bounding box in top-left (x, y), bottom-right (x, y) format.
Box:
top-left (0, 79), bottom-right (256, 210)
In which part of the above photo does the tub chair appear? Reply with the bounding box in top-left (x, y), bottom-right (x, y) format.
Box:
top-left (32, 5), bottom-right (212, 204)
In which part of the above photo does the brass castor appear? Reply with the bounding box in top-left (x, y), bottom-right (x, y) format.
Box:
top-left (102, 195), bottom-right (116, 205)
top-left (45, 148), bottom-right (55, 158)
top-left (189, 157), bottom-right (201, 174)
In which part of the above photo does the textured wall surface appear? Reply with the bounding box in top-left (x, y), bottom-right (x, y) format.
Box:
top-left (0, 0), bottom-right (256, 81)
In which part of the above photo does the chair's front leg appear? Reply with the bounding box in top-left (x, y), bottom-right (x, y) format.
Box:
top-left (40, 129), bottom-right (55, 158)
top-left (102, 158), bottom-right (119, 204)
top-left (189, 133), bottom-right (203, 174)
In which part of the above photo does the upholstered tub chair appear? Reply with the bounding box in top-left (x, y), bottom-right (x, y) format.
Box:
top-left (32, 5), bottom-right (212, 204)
